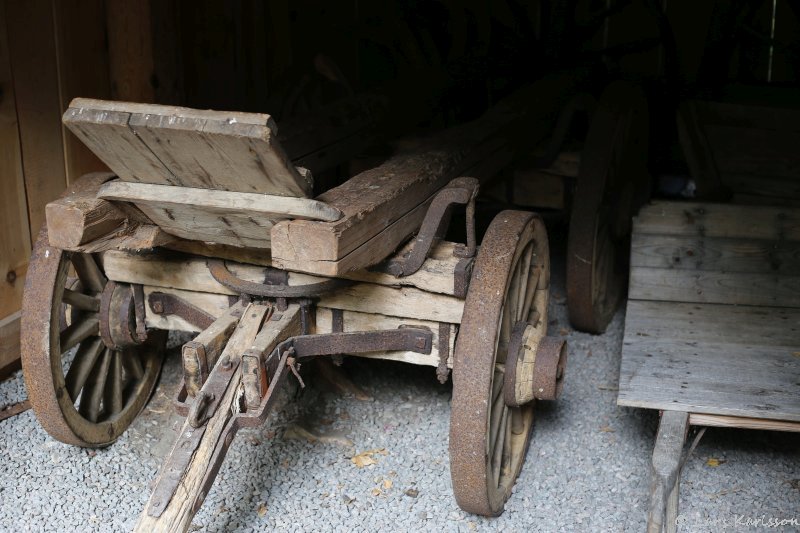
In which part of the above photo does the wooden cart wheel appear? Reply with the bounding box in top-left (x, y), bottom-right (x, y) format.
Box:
top-left (21, 228), bottom-right (165, 447)
top-left (450, 210), bottom-right (550, 516)
top-left (567, 81), bottom-right (650, 334)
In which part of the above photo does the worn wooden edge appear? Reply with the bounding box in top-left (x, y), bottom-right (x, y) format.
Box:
top-left (67, 97), bottom-right (276, 129)
top-left (97, 180), bottom-right (342, 222)
top-left (688, 413), bottom-right (800, 433)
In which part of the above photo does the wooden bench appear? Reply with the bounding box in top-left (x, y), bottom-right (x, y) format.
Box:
top-left (618, 201), bottom-right (800, 532)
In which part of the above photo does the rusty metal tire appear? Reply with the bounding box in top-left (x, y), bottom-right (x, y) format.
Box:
top-left (450, 210), bottom-right (550, 516)
top-left (21, 228), bottom-right (165, 447)
top-left (567, 81), bottom-right (650, 334)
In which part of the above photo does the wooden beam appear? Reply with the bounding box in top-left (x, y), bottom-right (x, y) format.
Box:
top-left (689, 413), bottom-right (800, 433)
top-left (647, 411), bottom-right (688, 533)
top-left (45, 172), bottom-right (171, 252)
top-left (271, 74), bottom-right (582, 276)
top-left (135, 304), bottom-right (300, 532)
top-left (102, 248), bottom-right (464, 324)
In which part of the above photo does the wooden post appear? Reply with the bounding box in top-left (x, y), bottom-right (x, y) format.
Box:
top-left (647, 410), bottom-right (689, 533)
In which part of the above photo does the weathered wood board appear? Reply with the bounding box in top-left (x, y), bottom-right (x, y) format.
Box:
top-left (63, 98), bottom-right (311, 197)
top-left (619, 201), bottom-right (800, 424)
top-left (618, 300), bottom-right (800, 422)
top-left (95, 179), bottom-right (338, 248)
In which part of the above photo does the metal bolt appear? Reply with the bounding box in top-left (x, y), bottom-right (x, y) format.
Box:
top-left (6, 270), bottom-right (16, 284)
top-left (221, 357), bottom-right (232, 370)
top-left (152, 301), bottom-right (164, 313)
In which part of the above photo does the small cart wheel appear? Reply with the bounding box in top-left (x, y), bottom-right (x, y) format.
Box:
top-left (567, 81), bottom-right (649, 334)
top-left (21, 228), bottom-right (165, 447)
top-left (450, 210), bottom-right (550, 516)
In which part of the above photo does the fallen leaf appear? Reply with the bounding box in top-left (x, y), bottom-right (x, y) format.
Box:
top-left (371, 488), bottom-right (382, 496)
top-left (793, 352), bottom-right (800, 358)
top-left (587, 349), bottom-right (593, 357)
top-left (257, 503), bottom-right (267, 517)
top-left (706, 457), bottom-right (726, 467)
top-left (351, 448), bottom-right (387, 468)
top-left (468, 522), bottom-right (477, 531)
top-left (405, 488), bottom-right (419, 498)
top-left (383, 479), bottom-right (393, 490)
top-left (342, 495), bottom-right (355, 504)
top-left (599, 426), bottom-right (615, 433)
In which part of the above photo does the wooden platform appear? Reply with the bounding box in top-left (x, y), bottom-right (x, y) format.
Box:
top-left (619, 201), bottom-right (800, 422)
top-left (619, 200), bottom-right (800, 533)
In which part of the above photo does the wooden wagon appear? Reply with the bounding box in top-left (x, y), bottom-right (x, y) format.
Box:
top-left (20, 78), bottom-right (578, 530)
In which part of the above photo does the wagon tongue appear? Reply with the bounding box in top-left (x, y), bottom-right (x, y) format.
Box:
top-left (138, 300), bottom-right (432, 530)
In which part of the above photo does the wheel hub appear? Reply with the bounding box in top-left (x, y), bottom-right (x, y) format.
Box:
top-left (504, 321), bottom-right (567, 406)
top-left (99, 281), bottom-right (145, 350)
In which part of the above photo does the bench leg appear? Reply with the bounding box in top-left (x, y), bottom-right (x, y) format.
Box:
top-left (646, 411), bottom-right (689, 533)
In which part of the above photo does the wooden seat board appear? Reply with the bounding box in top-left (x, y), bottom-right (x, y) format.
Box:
top-left (63, 98), bottom-right (310, 197)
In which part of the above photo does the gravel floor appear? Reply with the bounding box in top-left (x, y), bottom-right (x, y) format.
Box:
top-left (1, 245), bottom-right (798, 532)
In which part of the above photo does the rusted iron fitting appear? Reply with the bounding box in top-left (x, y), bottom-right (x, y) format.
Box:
top-left (386, 177), bottom-right (479, 278)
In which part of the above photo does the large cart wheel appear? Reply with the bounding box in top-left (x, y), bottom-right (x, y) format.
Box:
top-left (567, 81), bottom-right (650, 334)
top-left (21, 229), bottom-right (165, 447)
top-left (450, 210), bottom-right (550, 516)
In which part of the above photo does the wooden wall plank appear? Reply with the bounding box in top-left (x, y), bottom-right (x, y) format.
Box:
top-left (106, 0), bottom-right (156, 103)
top-left (4, 0), bottom-right (68, 240)
top-left (53, 0), bottom-right (111, 184)
top-left (0, 11), bottom-right (29, 324)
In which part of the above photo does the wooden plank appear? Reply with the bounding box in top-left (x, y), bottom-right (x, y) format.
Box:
top-left (106, 0), bottom-right (156, 103)
top-left (629, 266), bottom-right (800, 307)
top-left (634, 202), bottom-right (800, 241)
top-left (689, 413), bottom-right (800, 433)
top-left (316, 308), bottom-right (455, 368)
top-left (618, 300), bottom-right (800, 422)
top-left (52, 0), bottom-right (111, 184)
top-left (630, 233), bottom-right (800, 275)
top-left (102, 239), bottom-right (463, 296)
top-left (182, 303), bottom-right (243, 395)
top-left (98, 180), bottom-right (341, 221)
top-left (0, 10), bottom-right (30, 323)
top-left (95, 179), bottom-right (340, 248)
top-left (317, 283), bottom-right (464, 324)
top-left (128, 110), bottom-right (310, 196)
top-left (64, 98), bottom-right (311, 196)
top-left (5, 0), bottom-right (67, 239)
top-left (0, 312), bottom-right (21, 377)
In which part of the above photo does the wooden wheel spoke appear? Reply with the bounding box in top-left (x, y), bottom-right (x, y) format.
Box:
top-left (521, 266), bottom-right (541, 324)
top-left (70, 254), bottom-right (107, 293)
top-left (62, 288), bottom-right (100, 312)
top-left (122, 349), bottom-right (144, 381)
top-left (79, 348), bottom-right (111, 422)
top-left (103, 351), bottom-right (124, 416)
top-left (515, 245), bottom-right (534, 322)
top-left (64, 337), bottom-right (104, 400)
top-left (59, 316), bottom-right (99, 353)
top-left (491, 404), bottom-right (509, 489)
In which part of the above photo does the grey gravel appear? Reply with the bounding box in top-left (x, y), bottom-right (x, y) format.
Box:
top-left (1, 242), bottom-right (798, 532)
